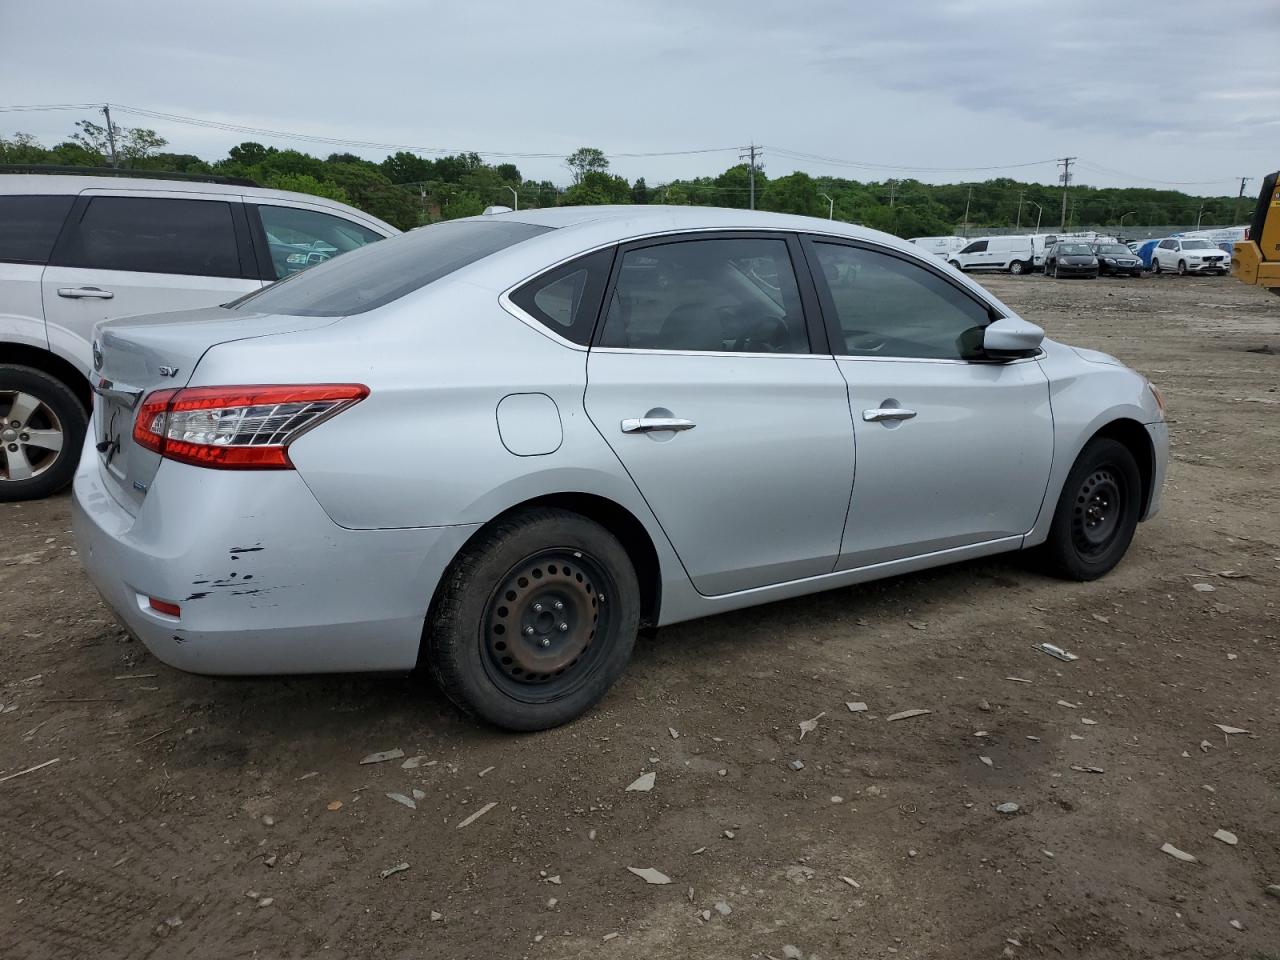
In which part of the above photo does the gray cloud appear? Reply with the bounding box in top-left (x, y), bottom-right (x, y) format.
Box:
top-left (1, 0), bottom-right (1275, 195)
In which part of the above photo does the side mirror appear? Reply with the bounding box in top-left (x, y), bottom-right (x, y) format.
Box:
top-left (983, 316), bottom-right (1044, 360)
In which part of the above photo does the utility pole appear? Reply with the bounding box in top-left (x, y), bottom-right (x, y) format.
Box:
top-left (505, 185), bottom-right (518, 211)
top-left (101, 103), bottom-right (119, 168)
top-left (1016, 191), bottom-right (1024, 230)
top-left (961, 185), bottom-right (973, 238)
top-left (1234, 176), bottom-right (1251, 224)
top-left (820, 192), bottom-right (834, 220)
top-left (739, 143), bottom-right (760, 210)
top-left (1057, 156), bottom-right (1076, 231)
top-left (888, 179), bottom-right (897, 209)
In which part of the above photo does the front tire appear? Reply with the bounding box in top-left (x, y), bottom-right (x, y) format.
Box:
top-left (1177, 260), bottom-right (1187, 276)
top-left (0, 365), bottom-right (87, 502)
top-left (425, 508), bottom-right (641, 731)
top-left (1152, 258), bottom-right (1162, 274)
top-left (1009, 260), bottom-right (1026, 275)
top-left (1036, 437), bottom-right (1142, 581)
top-left (949, 260), bottom-right (964, 272)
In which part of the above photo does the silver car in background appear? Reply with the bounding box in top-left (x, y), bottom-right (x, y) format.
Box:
top-left (73, 206), bottom-right (1168, 730)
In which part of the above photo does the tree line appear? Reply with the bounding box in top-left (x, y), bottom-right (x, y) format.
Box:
top-left (1, 120), bottom-right (1243, 236)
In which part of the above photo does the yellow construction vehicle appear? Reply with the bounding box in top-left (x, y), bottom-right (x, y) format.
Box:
top-left (1232, 171), bottom-right (1280, 292)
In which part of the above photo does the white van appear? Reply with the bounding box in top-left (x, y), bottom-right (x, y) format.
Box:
top-left (908, 236), bottom-right (967, 259)
top-left (948, 235), bottom-right (1035, 274)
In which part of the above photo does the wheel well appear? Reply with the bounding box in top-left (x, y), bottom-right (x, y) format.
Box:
top-left (1092, 418), bottom-right (1154, 517)
top-left (447, 494), bottom-right (663, 629)
top-left (0, 343), bottom-right (91, 412)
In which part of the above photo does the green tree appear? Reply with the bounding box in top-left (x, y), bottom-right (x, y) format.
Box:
top-left (565, 147), bottom-right (608, 184)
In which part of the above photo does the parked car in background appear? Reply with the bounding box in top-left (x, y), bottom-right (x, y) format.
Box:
top-left (74, 206), bottom-right (1168, 731)
top-left (949, 235), bottom-right (1035, 274)
top-left (908, 236), bottom-right (966, 259)
top-left (1043, 241), bottom-right (1099, 278)
top-left (1091, 242), bottom-right (1144, 277)
top-left (1150, 237), bottom-right (1229, 275)
top-left (0, 170), bottom-right (398, 500)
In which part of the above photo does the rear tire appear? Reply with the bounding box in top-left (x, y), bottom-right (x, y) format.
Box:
top-left (1035, 437), bottom-right (1142, 581)
top-left (425, 508), bottom-right (641, 731)
top-left (0, 364), bottom-right (87, 502)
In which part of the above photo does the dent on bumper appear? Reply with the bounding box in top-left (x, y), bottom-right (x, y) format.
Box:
top-left (72, 455), bottom-right (479, 676)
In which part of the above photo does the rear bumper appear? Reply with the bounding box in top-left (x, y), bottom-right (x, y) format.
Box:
top-left (71, 446), bottom-right (479, 675)
top-left (1142, 420), bottom-right (1169, 521)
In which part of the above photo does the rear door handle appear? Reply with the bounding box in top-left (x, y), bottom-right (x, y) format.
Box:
top-left (862, 407), bottom-right (917, 423)
top-left (621, 417), bottom-right (696, 434)
top-left (58, 286), bottom-right (114, 300)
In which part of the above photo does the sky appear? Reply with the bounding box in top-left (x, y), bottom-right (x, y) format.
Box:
top-left (2, 0), bottom-right (1277, 197)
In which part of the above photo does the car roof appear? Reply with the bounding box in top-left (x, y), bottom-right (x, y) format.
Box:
top-left (482, 203), bottom-right (918, 252)
top-left (0, 172), bottom-right (399, 233)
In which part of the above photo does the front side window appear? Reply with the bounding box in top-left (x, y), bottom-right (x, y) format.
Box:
top-left (257, 205), bottom-right (385, 279)
top-left (234, 219), bottom-right (551, 317)
top-left (960, 240), bottom-right (988, 254)
top-left (597, 237), bottom-right (810, 354)
top-left (1159, 239), bottom-right (1175, 249)
top-left (509, 248), bottom-right (613, 346)
top-left (811, 242), bottom-right (991, 360)
top-left (0, 195), bottom-right (75, 264)
top-left (56, 196), bottom-right (241, 277)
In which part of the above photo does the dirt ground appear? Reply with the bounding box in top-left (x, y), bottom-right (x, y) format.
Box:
top-left (2, 271), bottom-right (1278, 960)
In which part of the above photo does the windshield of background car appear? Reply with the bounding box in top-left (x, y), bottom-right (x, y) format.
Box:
top-left (1182, 239), bottom-right (1215, 250)
top-left (1097, 244), bottom-right (1130, 255)
top-left (1059, 244), bottom-right (1093, 255)
top-left (232, 219), bottom-right (552, 316)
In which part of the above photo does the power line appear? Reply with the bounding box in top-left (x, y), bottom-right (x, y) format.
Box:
top-left (766, 145), bottom-right (1059, 174)
top-left (1074, 160), bottom-right (1233, 187)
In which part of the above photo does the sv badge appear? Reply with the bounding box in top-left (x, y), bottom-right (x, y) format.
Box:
top-left (158, 365), bottom-right (180, 378)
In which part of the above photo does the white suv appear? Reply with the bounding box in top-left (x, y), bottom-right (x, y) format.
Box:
top-left (1150, 237), bottom-right (1229, 276)
top-left (0, 171), bottom-right (398, 500)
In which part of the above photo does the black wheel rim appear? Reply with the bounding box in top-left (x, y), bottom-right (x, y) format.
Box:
top-left (480, 547), bottom-right (615, 704)
top-left (1071, 467), bottom-right (1126, 558)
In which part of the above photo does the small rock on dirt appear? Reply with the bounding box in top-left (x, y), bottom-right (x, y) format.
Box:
top-left (627, 866), bottom-right (672, 885)
top-left (978, 699), bottom-right (992, 711)
top-left (1265, 884), bottom-right (1280, 899)
top-left (1160, 843), bottom-right (1198, 863)
top-left (668, 727), bottom-right (679, 739)
top-left (386, 792), bottom-right (416, 810)
top-left (846, 701), bottom-right (868, 712)
top-left (995, 802), bottom-right (1020, 814)
top-left (626, 771), bottom-right (656, 792)
top-left (798, 712), bottom-right (825, 740)
top-left (430, 910), bottom-right (442, 921)
top-left (979, 756), bottom-right (993, 767)
top-left (783, 945), bottom-right (803, 959)
top-left (886, 708), bottom-right (932, 722)
top-left (361, 748), bottom-right (405, 765)
top-left (789, 759), bottom-right (805, 770)
top-left (1213, 829), bottom-right (1238, 846)
top-left (1229, 919), bottom-right (1244, 931)
top-left (715, 900), bottom-right (732, 916)
top-left (785, 865), bottom-right (816, 883)
top-left (379, 862), bottom-right (410, 879)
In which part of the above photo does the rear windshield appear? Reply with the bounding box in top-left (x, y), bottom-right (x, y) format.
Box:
top-left (232, 219), bottom-right (552, 317)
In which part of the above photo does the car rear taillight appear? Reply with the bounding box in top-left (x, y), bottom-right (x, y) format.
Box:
top-left (133, 384), bottom-right (368, 469)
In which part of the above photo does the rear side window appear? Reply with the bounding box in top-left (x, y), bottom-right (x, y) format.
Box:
top-left (256, 204), bottom-right (385, 279)
top-left (508, 248), bottom-right (613, 345)
top-left (0, 195), bottom-right (74, 264)
top-left (235, 219), bottom-right (551, 317)
top-left (56, 196), bottom-right (241, 277)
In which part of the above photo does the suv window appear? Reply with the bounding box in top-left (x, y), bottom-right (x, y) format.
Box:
top-left (811, 242), bottom-right (991, 360)
top-left (257, 204), bottom-right (384, 279)
top-left (0, 195), bottom-right (75, 264)
top-left (1159, 239), bottom-right (1175, 249)
top-left (509, 248), bottom-right (613, 346)
top-left (56, 196), bottom-right (241, 277)
top-left (960, 240), bottom-right (988, 254)
top-left (597, 237), bottom-right (810, 354)
top-left (233, 219), bottom-right (551, 317)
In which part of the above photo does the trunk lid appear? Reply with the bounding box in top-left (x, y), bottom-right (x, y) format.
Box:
top-left (92, 305), bottom-right (340, 514)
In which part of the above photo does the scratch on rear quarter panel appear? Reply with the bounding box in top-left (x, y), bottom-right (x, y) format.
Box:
top-left (186, 592), bottom-right (209, 601)
top-left (229, 546), bottom-right (265, 554)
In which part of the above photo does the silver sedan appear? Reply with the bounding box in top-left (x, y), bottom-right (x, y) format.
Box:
top-left (73, 206), bottom-right (1168, 730)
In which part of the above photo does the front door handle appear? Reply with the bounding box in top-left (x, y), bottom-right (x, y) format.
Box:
top-left (862, 407), bottom-right (917, 423)
top-left (58, 286), bottom-right (114, 300)
top-left (621, 417), bottom-right (696, 434)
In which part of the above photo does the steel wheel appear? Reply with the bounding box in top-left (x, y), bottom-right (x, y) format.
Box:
top-left (1070, 467), bottom-right (1126, 560)
top-left (1, 390), bottom-right (65, 483)
top-left (480, 547), bottom-right (616, 703)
